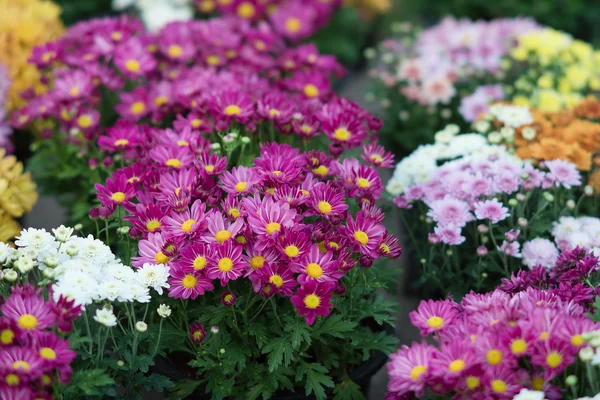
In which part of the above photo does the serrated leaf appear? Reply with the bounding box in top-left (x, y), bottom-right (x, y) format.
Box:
top-left (66, 369), bottom-right (116, 396)
top-left (140, 373), bottom-right (173, 392)
top-left (286, 320), bottom-right (311, 350)
top-left (262, 335), bottom-right (294, 372)
top-left (132, 354), bottom-right (154, 373)
top-left (248, 324), bottom-right (269, 349)
top-left (333, 378), bottom-right (364, 400)
top-left (312, 315), bottom-right (357, 341)
top-left (222, 345), bottom-right (248, 374)
top-left (304, 363), bottom-right (334, 400)
top-left (166, 379), bottom-right (203, 400)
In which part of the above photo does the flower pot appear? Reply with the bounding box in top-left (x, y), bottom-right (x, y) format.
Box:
top-left (154, 321), bottom-right (393, 399)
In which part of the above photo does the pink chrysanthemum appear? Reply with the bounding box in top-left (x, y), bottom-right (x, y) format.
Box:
top-left (290, 244), bottom-right (341, 285)
top-left (206, 241), bottom-right (245, 286)
top-left (290, 280), bottom-right (333, 325)
top-left (387, 342), bottom-right (437, 397)
top-left (1, 294), bottom-right (55, 333)
top-left (473, 198), bottom-right (510, 224)
top-left (409, 299), bottom-right (458, 336)
top-left (168, 268), bottom-right (214, 300)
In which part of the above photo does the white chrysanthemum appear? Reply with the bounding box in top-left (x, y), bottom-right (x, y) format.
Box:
top-left (137, 263), bottom-right (170, 295)
top-left (552, 216), bottom-right (582, 239)
top-left (94, 308), bottom-right (117, 327)
top-left (74, 235), bottom-right (116, 265)
top-left (14, 256), bottom-right (35, 273)
top-left (0, 242), bottom-right (15, 264)
top-left (489, 104), bottom-right (533, 128)
top-left (522, 238), bottom-right (559, 269)
top-left (128, 284), bottom-right (151, 303)
top-left (99, 280), bottom-right (125, 302)
top-left (566, 232), bottom-right (593, 249)
top-left (15, 228), bottom-right (57, 253)
top-left (58, 270), bottom-right (97, 302)
top-left (52, 225), bottom-right (74, 242)
top-left (61, 242), bottom-right (80, 257)
top-left (513, 389), bottom-right (545, 400)
top-left (52, 281), bottom-right (92, 306)
top-left (157, 304), bottom-right (171, 318)
top-left (104, 263), bottom-right (137, 282)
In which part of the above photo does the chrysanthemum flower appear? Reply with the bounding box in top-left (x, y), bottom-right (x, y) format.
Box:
top-left (33, 331), bottom-right (76, 372)
top-left (0, 347), bottom-right (45, 386)
top-left (189, 322), bottom-right (206, 343)
top-left (387, 342), bottom-right (436, 397)
top-left (290, 244), bottom-right (341, 285)
top-left (114, 37), bottom-right (157, 78)
top-left (220, 166), bottom-right (262, 195)
top-left (545, 159), bottom-right (582, 189)
top-left (255, 262), bottom-right (296, 297)
top-left (409, 299), bottom-right (458, 336)
top-left (343, 212), bottom-right (385, 258)
top-left (94, 174), bottom-right (136, 207)
top-left (474, 198), bottom-right (510, 224)
top-left (203, 211), bottom-right (244, 245)
top-left (290, 280), bottom-right (333, 325)
top-left (133, 232), bottom-right (172, 267)
top-left (361, 143), bottom-right (395, 168)
top-left (149, 145), bottom-right (195, 170)
top-left (168, 268), bottom-right (214, 300)
top-left (163, 200), bottom-right (207, 241)
top-left (1, 293), bottom-right (55, 332)
top-left (98, 122), bottom-right (144, 153)
top-left (246, 197), bottom-right (298, 240)
top-left (206, 241), bottom-right (244, 286)
top-left (305, 183), bottom-right (348, 220)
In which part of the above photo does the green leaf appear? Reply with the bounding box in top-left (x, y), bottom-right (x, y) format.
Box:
top-left (141, 373), bottom-right (174, 392)
top-left (333, 378), bottom-right (364, 400)
top-left (166, 379), bottom-right (203, 400)
top-left (303, 363), bottom-right (335, 400)
top-left (262, 335), bottom-right (295, 372)
top-left (222, 345), bottom-right (249, 374)
top-left (131, 354), bottom-right (154, 373)
top-left (286, 319), bottom-right (311, 350)
top-left (65, 369), bottom-right (116, 396)
top-left (359, 295), bottom-right (398, 327)
top-left (312, 315), bottom-right (357, 341)
top-left (248, 324), bottom-right (269, 350)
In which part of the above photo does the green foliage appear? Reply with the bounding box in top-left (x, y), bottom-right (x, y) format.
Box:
top-left (62, 369), bottom-right (116, 397)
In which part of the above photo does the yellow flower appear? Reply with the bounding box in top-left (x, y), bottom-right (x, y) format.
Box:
top-left (512, 96), bottom-right (531, 107)
top-left (537, 75), bottom-right (553, 89)
top-left (0, 213), bottom-right (20, 243)
top-left (566, 65), bottom-right (589, 90)
top-left (0, 0), bottom-right (64, 110)
top-left (0, 149), bottom-right (38, 227)
top-left (536, 90), bottom-right (563, 113)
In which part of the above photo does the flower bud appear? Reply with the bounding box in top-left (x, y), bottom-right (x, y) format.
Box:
top-left (241, 136), bottom-right (251, 144)
top-left (488, 132), bottom-right (502, 144)
top-left (328, 142), bottom-right (344, 157)
top-left (102, 156), bottom-right (114, 168)
top-left (579, 346), bottom-right (594, 362)
top-left (211, 142), bottom-right (221, 150)
top-left (4, 269), bottom-right (18, 282)
top-left (584, 185), bottom-right (594, 196)
top-left (543, 192), bottom-right (554, 202)
top-left (521, 127), bottom-right (537, 141)
top-left (157, 304), bottom-right (171, 318)
top-left (518, 218), bottom-right (528, 227)
top-left (73, 224), bottom-right (83, 231)
top-left (210, 325), bottom-right (219, 334)
top-left (477, 246), bottom-right (488, 257)
top-left (481, 272), bottom-right (488, 278)
top-left (135, 321), bottom-right (148, 333)
top-left (481, 236), bottom-right (489, 244)
top-left (508, 199), bottom-right (518, 207)
top-left (446, 249), bottom-right (453, 256)
top-left (566, 199), bottom-right (575, 210)
top-left (42, 268), bottom-right (55, 279)
top-left (221, 291), bottom-right (236, 306)
top-left (516, 193), bottom-right (526, 202)
top-left (565, 375), bottom-right (578, 386)
top-left (477, 224), bottom-right (489, 233)
top-left (117, 360), bottom-right (125, 367)
top-left (359, 255), bottom-right (373, 268)
top-left (334, 281), bottom-right (346, 295)
top-left (219, 348), bottom-right (226, 354)
top-left (474, 120), bottom-right (490, 132)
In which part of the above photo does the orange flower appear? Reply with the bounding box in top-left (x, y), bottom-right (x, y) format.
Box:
top-left (574, 96), bottom-right (600, 119)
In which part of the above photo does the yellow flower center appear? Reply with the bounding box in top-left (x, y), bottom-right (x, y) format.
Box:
top-left (426, 316), bottom-right (444, 329)
top-left (301, 189), bottom-right (310, 196)
top-left (193, 331), bottom-right (203, 341)
top-left (284, 245), bottom-right (300, 258)
top-left (154, 96), bottom-right (168, 107)
top-left (182, 274), bottom-right (197, 289)
top-left (235, 181), bottom-right (248, 192)
top-left (77, 115), bottom-right (93, 128)
top-left (6, 374), bottom-right (19, 386)
top-left (42, 374), bottom-right (51, 385)
top-left (306, 263), bottom-right (323, 278)
top-left (285, 17), bottom-right (302, 33)
top-left (370, 154), bottom-right (383, 163)
top-left (18, 314), bottom-right (38, 330)
top-left (237, 2), bottom-right (255, 18)
top-left (193, 256), bottom-right (207, 270)
top-left (273, 170), bottom-right (282, 176)
top-left (40, 347), bottom-right (57, 360)
top-left (269, 274), bottom-right (284, 288)
top-left (466, 376), bottom-right (480, 390)
top-left (317, 201), bottom-right (333, 214)
top-left (353, 230), bottom-right (369, 245)
top-left (448, 360), bottom-right (465, 373)
top-left (266, 222), bottom-right (281, 235)
top-left (510, 339), bottom-right (528, 355)
top-left (571, 334), bottom-right (584, 347)
top-left (199, 0), bottom-right (215, 12)
top-left (303, 84), bottom-right (319, 98)
top-left (486, 349), bottom-right (503, 366)
top-left (146, 220), bottom-right (161, 232)
top-left (205, 165), bottom-right (215, 173)
top-left (539, 331), bottom-right (549, 340)
top-left (114, 138), bottom-right (129, 147)
top-left (269, 109), bottom-right (281, 117)
top-left (168, 44), bottom-right (183, 58)
top-left (70, 86), bottom-right (80, 96)
top-left (313, 165), bottom-right (328, 176)
top-left (130, 101), bottom-right (146, 115)
top-left (304, 294), bottom-right (320, 309)
top-left (206, 55), bottom-right (221, 66)
top-left (111, 31), bottom-right (123, 41)
top-left (379, 243), bottom-right (390, 254)
top-left (12, 361), bottom-right (30, 371)
top-left (215, 230), bottom-right (232, 243)
top-left (491, 379), bottom-right (506, 394)
top-left (546, 352), bottom-right (562, 368)
top-left (224, 105), bottom-right (241, 116)
top-left (165, 159), bottom-right (182, 168)
top-left (181, 219), bottom-right (196, 232)
top-left (218, 257), bottom-right (234, 272)
top-left (356, 178), bottom-right (371, 188)
top-left (191, 119), bottom-right (203, 128)
top-left (250, 256), bottom-right (265, 270)
top-left (300, 125), bottom-right (313, 134)
top-left (228, 208), bottom-right (241, 218)
top-left (0, 329), bottom-right (14, 345)
top-left (110, 191), bottom-right (126, 203)
top-left (154, 251), bottom-right (170, 264)
top-left (410, 365), bottom-right (426, 381)
top-left (236, 235), bottom-right (247, 244)
top-left (125, 59), bottom-right (140, 72)
top-left (532, 377), bottom-right (544, 390)
top-left (334, 128), bottom-right (351, 141)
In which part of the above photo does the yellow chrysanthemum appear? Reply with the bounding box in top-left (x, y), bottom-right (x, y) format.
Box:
top-left (0, 0), bottom-right (64, 110)
top-left (0, 149), bottom-right (38, 242)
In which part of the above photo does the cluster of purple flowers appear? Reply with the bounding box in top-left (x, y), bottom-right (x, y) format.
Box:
top-left (0, 284), bottom-right (80, 397)
top-left (13, 15), bottom-right (379, 155)
top-left (386, 249), bottom-right (599, 399)
top-left (395, 156), bottom-right (582, 246)
top-left (195, 0), bottom-right (342, 41)
top-left (93, 137), bottom-right (399, 325)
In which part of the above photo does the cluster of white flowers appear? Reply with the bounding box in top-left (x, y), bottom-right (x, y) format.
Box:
top-left (552, 216), bottom-right (600, 255)
top-left (113, 0), bottom-right (193, 32)
top-left (513, 389), bottom-right (545, 400)
top-left (1, 227), bottom-right (170, 307)
top-left (487, 104), bottom-right (534, 128)
top-left (387, 128), bottom-right (518, 195)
